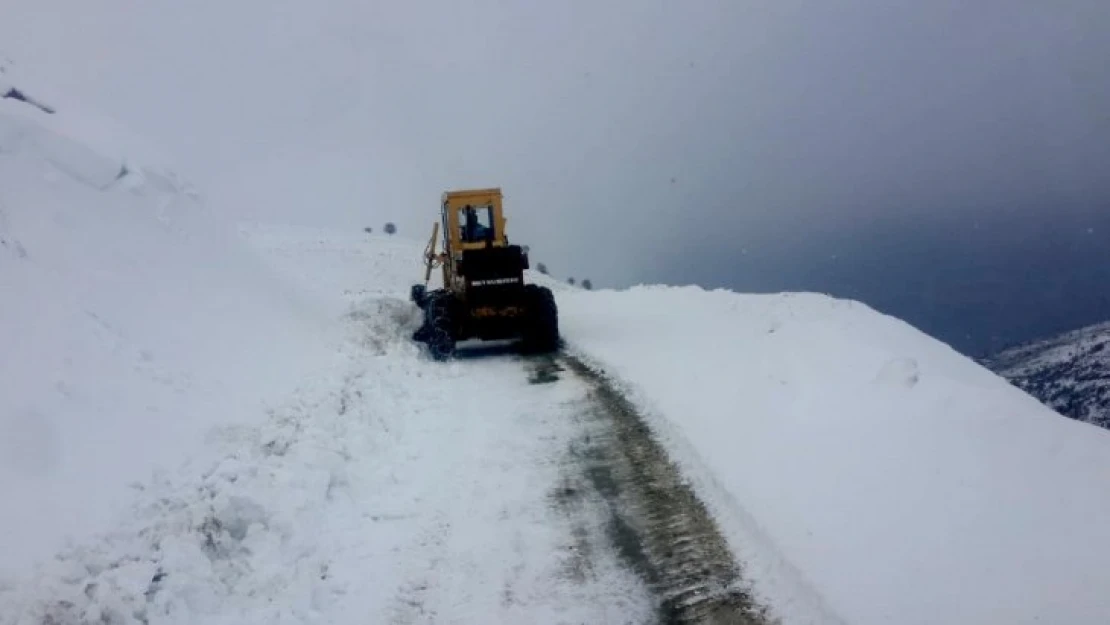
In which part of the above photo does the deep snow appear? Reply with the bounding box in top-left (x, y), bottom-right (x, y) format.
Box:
top-left (556, 285), bottom-right (1110, 624)
top-left (6, 55), bottom-right (1110, 625)
top-left (0, 91), bottom-right (337, 577)
top-left (1, 94), bottom-right (654, 623)
top-left (0, 295), bottom-right (655, 624)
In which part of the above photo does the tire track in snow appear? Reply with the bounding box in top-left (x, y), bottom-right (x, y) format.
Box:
top-left (0, 292), bottom-right (764, 624)
top-left (548, 355), bottom-right (775, 625)
top-left (374, 341), bottom-right (654, 625)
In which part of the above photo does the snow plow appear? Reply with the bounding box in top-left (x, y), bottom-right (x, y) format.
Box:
top-left (410, 187), bottom-right (559, 360)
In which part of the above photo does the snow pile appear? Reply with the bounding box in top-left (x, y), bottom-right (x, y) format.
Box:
top-left (0, 89), bottom-right (337, 577)
top-left (558, 285), bottom-right (1110, 624)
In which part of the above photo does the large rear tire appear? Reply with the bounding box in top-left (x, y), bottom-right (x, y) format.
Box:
top-left (428, 324), bottom-right (455, 360)
top-left (426, 293), bottom-right (457, 360)
top-left (411, 287), bottom-right (444, 341)
top-left (521, 284), bottom-right (559, 354)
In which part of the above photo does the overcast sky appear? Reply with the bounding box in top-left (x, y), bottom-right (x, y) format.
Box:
top-left (5, 0), bottom-right (1109, 353)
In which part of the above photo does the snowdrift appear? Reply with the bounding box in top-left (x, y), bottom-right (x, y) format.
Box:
top-left (557, 285), bottom-right (1110, 625)
top-left (0, 93), bottom-right (337, 576)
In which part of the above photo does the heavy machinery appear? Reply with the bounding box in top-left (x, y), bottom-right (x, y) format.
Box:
top-left (410, 187), bottom-right (559, 360)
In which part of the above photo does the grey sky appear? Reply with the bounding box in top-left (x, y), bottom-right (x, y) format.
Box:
top-left (5, 0), bottom-right (1109, 353)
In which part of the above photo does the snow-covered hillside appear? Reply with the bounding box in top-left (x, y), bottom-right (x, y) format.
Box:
top-left (0, 79), bottom-right (656, 624)
top-left (0, 100), bottom-right (659, 620)
top-left (6, 67), bottom-right (1110, 625)
top-left (0, 83), bottom-right (339, 578)
top-left (981, 321), bottom-right (1110, 430)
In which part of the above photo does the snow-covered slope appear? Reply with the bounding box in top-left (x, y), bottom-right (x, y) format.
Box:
top-left (200, 226), bottom-right (1110, 624)
top-left (1, 73), bottom-right (655, 625)
top-left (1, 223), bottom-right (657, 624)
top-left (555, 285), bottom-right (1110, 625)
top-left (6, 70), bottom-right (1110, 625)
top-left (981, 321), bottom-right (1110, 430)
top-left (0, 87), bottom-right (338, 578)
top-left (7, 169), bottom-right (1110, 623)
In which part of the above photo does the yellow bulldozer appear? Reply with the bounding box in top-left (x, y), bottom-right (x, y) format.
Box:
top-left (410, 187), bottom-right (559, 359)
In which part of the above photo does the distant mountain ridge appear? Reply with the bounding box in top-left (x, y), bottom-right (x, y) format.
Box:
top-left (981, 321), bottom-right (1110, 430)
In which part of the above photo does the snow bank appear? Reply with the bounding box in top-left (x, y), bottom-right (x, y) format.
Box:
top-left (0, 96), bottom-right (337, 577)
top-left (559, 285), bottom-right (1110, 625)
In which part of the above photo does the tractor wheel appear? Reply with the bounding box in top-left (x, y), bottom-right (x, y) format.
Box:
top-left (426, 294), bottom-right (457, 360)
top-left (428, 324), bottom-right (455, 360)
top-left (411, 288), bottom-right (442, 341)
top-left (521, 284), bottom-right (559, 353)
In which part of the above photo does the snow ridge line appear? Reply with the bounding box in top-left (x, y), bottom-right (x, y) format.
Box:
top-left (563, 355), bottom-right (774, 625)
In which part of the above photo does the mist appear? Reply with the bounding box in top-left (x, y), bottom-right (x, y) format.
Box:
top-left (4, 0), bottom-right (1108, 353)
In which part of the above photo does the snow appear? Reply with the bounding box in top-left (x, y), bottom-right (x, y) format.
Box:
top-left (1, 91), bottom-right (652, 622)
top-left (0, 96), bottom-right (337, 579)
top-left (1, 301), bottom-right (653, 624)
top-left (556, 285), bottom-right (1110, 625)
top-left (983, 321), bottom-right (1110, 429)
top-left (0, 82), bottom-right (183, 194)
top-left (986, 320), bottom-right (1110, 377)
top-left (1, 201), bottom-right (654, 623)
top-left (5, 37), bottom-right (1110, 625)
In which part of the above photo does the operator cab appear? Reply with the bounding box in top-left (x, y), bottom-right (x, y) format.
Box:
top-left (439, 187), bottom-right (507, 251)
top-left (460, 204), bottom-right (495, 243)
